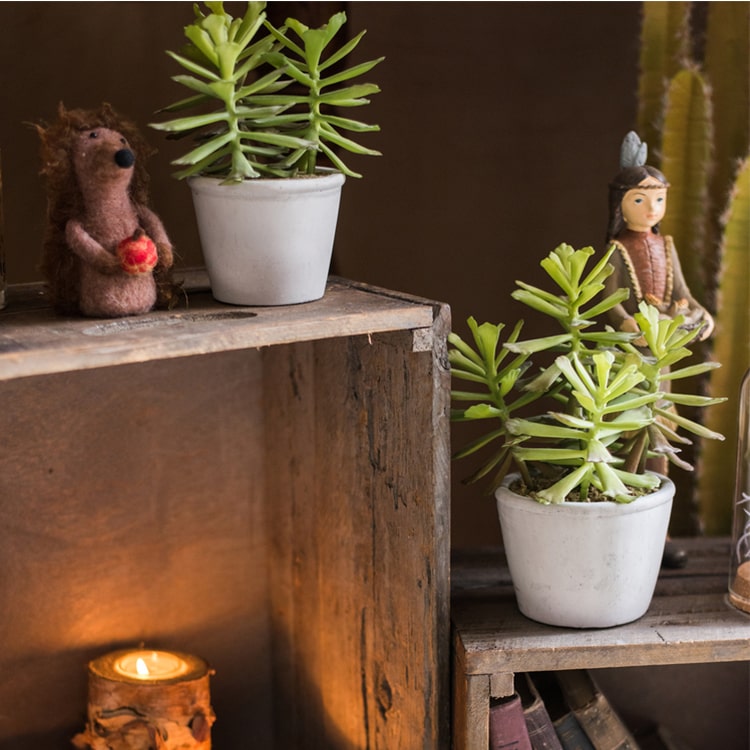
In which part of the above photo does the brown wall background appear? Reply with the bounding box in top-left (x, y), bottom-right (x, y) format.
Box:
top-left (0, 2), bottom-right (641, 546)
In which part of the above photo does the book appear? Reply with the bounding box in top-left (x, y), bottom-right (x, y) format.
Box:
top-left (517, 672), bottom-right (564, 749)
top-left (530, 671), bottom-right (595, 750)
top-left (555, 670), bottom-right (640, 750)
top-left (490, 693), bottom-right (534, 750)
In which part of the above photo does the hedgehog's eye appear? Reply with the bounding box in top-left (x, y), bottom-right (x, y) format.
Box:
top-left (88, 131), bottom-right (99, 139)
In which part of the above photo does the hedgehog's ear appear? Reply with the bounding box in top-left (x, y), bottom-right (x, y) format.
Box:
top-left (99, 102), bottom-right (117, 126)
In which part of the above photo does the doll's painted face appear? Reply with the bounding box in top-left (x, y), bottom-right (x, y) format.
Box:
top-left (621, 176), bottom-right (667, 232)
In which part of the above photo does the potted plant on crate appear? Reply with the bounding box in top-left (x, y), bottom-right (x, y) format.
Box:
top-left (150, 1), bottom-right (383, 305)
top-left (449, 242), bottom-right (725, 628)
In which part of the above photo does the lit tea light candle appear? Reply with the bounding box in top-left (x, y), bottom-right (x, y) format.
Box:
top-left (113, 648), bottom-right (191, 681)
top-left (72, 648), bottom-right (215, 749)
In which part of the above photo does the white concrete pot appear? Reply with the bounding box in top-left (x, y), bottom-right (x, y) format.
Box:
top-left (189, 171), bottom-right (345, 306)
top-left (496, 473), bottom-right (674, 628)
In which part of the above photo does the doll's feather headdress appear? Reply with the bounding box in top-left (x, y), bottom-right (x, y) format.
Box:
top-left (620, 131), bottom-right (648, 169)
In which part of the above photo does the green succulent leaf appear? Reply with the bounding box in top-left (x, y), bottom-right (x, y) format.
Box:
top-left (511, 288), bottom-right (568, 320)
top-left (452, 427), bottom-right (508, 459)
top-left (513, 447), bottom-right (587, 463)
top-left (664, 393), bottom-right (727, 407)
top-left (322, 114), bottom-right (381, 133)
top-left (655, 406), bottom-right (725, 440)
top-left (505, 333), bottom-right (572, 355)
top-left (322, 58), bottom-right (385, 88)
top-left (595, 463), bottom-right (637, 502)
top-left (505, 417), bottom-right (583, 441)
top-left (173, 131), bottom-right (235, 165)
top-left (320, 124), bottom-right (382, 156)
top-left (149, 111), bottom-right (228, 133)
top-left (165, 49), bottom-right (221, 80)
top-left (534, 465), bottom-right (593, 504)
top-left (582, 288), bottom-right (631, 320)
top-left (320, 28), bottom-right (367, 70)
top-left (464, 404), bottom-right (503, 420)
top-left (661, 361), bottom-right (722, 381)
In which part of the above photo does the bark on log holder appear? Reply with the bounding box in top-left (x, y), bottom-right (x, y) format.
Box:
top-left (72, 648), bottom-right (215, 749)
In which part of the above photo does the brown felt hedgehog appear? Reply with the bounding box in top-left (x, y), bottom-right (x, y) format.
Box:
top-left (36, 103), bottom-right (177, 317)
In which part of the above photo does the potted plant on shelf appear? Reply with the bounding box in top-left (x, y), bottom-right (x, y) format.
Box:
top-left (150, 1), bottom-right (383, 306)
top-left (449, 243), bottom-right (725, 628)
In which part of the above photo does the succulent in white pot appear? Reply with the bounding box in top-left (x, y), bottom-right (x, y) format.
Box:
top-left (449, 243), bottom-right (725, 627)
top-left (151, 1), bottom-right (383, 305)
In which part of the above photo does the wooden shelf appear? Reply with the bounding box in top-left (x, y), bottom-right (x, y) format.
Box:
top-left (451, 537), bottom-right (750, 749)
top-left (0, 274), bottom-right (451, 748)
top-left (0, 270), bottom-right (437, 380)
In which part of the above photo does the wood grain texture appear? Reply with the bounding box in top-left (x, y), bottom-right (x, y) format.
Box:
top-left (451, 652), bottom-right (490, 750)
top-left (264, 300), bottom-right (451, 749)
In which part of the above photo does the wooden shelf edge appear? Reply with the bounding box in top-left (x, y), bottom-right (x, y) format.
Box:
top-left (0, 271), bottom-right (448, 381)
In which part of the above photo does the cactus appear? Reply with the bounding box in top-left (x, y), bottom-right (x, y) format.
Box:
top-left (636, 1), bottom-right (691, 157)
top-left (704, 2), bottom-right (750, 291)
top-left (699, 159), bottom-right (750, 533)
top-left (634, 1), bottom-right (749, 533)
top-left (659, 66), bottom-right (713, 302)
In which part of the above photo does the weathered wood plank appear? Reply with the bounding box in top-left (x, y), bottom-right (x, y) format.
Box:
top-left (0, 273), bottom-right (435, 381)
top-left (456, 596), bottom-right (750, 676)
top-left (264, 307), bottom-right (451, 748)
top-left (451, 658), bottom-right (490, 750)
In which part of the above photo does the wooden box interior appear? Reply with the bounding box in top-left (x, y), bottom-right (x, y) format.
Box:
top-left (0, 276), bottom-right (450, 748)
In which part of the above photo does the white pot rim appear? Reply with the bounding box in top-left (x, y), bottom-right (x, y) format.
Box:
top-left (497, 471), bottom-right (675, 518)
top-left (188, 170), bottom-right (345, 197)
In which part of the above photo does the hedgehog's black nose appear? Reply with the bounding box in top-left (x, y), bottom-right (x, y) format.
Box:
top-left (115, 149), bottom-right (135, 168)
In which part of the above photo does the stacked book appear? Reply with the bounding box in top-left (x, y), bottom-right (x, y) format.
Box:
top-left (489, 670), bottom-right (691, 750)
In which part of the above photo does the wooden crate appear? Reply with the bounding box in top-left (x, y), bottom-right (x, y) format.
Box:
top-left (451, 537), bottom-right (750, 750)
top-left (0, 273), bottom-right (451, 749)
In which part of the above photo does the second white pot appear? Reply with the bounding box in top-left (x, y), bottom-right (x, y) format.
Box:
top-left (496, 473), bottom-right (674, 628)
top-left (189, 171), bottom-right (345, 306)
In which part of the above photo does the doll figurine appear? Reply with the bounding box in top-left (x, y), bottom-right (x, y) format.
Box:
top-left (604, 131), bottom-right (714, 345)
top-left (605, 132), bottom-right (714, 568)
top-left (36, 103), bottom-right (176, 317)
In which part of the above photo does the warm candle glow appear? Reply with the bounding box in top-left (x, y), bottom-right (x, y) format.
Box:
top-left (113, 650), bottom-right (190, 681)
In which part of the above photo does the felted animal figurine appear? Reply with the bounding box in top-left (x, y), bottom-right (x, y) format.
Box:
top-left (36, 103), bottom-right (177, 317)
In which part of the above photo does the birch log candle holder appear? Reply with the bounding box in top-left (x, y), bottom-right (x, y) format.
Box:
top-left (72, 648), bottom-right (215, 750)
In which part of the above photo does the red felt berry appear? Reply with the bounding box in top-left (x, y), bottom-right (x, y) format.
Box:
top-left (118, 234), bottom-right (158, 274)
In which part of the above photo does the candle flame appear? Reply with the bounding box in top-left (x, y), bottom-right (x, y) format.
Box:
top-left (135, 657), bottom-right (150, 677)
